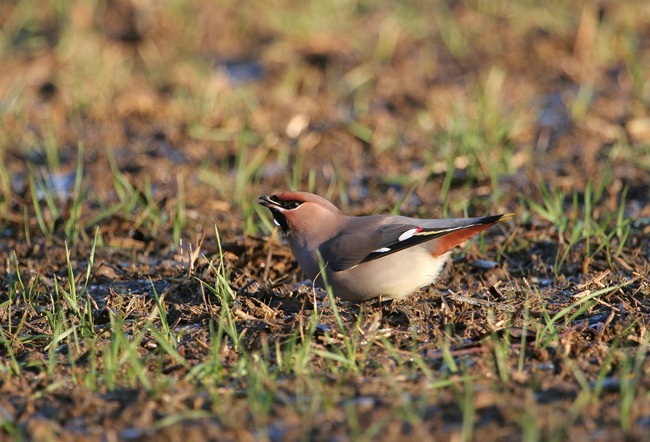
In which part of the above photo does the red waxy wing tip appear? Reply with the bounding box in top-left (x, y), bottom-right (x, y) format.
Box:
top-left (431, 213), bottom-right (514, 256)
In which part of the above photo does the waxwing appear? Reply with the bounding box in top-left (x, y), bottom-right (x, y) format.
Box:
top-left (260, 191), bottom-right (513, 301)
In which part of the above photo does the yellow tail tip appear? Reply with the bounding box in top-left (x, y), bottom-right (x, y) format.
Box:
top-left (498, 213), bottom-right (516, 223)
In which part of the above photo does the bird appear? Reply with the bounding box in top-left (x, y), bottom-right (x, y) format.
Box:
top-left (259, 191), bottom-right (514, 302)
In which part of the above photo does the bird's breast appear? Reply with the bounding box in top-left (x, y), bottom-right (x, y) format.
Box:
top-left (326, 247), bottom-right (450, 301)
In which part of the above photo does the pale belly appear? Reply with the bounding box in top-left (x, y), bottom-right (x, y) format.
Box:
top-left (324, 248), bottom-right (450, 301)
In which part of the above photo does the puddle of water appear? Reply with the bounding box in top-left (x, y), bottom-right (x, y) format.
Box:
top-left (11, 169), bottom-right (78, 202)
top-left (39, 170), bottom-right (77, 201)
top-left (316, 323), bottom-right (332, 333)
top-left (535, 88), bottom-right (579, 151)
top-left (470, 259), bottom-right (497, 270)
top-left (537, 91), bottom-right (571, 130)
top-left (150, 131), bottom-right (187, 163)
top-left (219, 60), bottom-right (264, 84)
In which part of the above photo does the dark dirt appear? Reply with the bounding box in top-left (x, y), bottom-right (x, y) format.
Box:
top-left (1, 1), bottom-right (650, 441)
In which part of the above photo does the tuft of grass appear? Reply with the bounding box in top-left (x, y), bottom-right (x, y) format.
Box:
top-left (428, 69), bottom-right (521, 214)
top-left (521, 177), bottom-right (632, 274)
top-left (197, 131), bottom-right (268, 235)
top-left (196, 226), bottom-right (242, 348)
top-left (618, 332), bottom-right (650, 433)
top-left (1, 0), bottom-right (649, 439)
top-left (313, 253), bottom-right (362, 375)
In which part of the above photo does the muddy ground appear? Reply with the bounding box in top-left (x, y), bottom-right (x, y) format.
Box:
top-left (1, 0), bottom-right (650, 441)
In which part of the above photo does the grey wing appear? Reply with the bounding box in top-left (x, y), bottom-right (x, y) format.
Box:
top-left (319, 215), bottom-right (507, 272)
top-left (317, 217), bottom-right (454, 272)
top-left (317, 224), bottom-right (400, 272)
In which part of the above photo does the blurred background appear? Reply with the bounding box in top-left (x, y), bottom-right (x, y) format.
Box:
top-left (2, 2), bottom-right (650, 439)
top-left (1, 0), bottom-right (649, 238)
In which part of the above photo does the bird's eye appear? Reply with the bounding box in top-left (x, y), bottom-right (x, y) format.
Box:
top-left (287, 200), bottom-right (302, 209)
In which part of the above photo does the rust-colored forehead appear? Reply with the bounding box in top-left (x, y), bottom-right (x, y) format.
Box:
top-left (271, 191), bottom-right (342, 214)
top-left (274, 191), bottom-right (311, 202)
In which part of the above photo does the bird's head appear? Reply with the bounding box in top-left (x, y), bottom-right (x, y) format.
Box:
top-left (259, 191), bottom-right (343, 243)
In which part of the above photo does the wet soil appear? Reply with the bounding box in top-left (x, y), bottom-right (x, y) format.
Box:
top-left (1, 1), bottom-right (650, 440)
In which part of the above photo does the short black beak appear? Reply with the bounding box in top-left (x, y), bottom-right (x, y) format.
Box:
top-left (258, 195), bottom-right (278, 208)
top-left (258, 195), bottom-right (287, 231)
